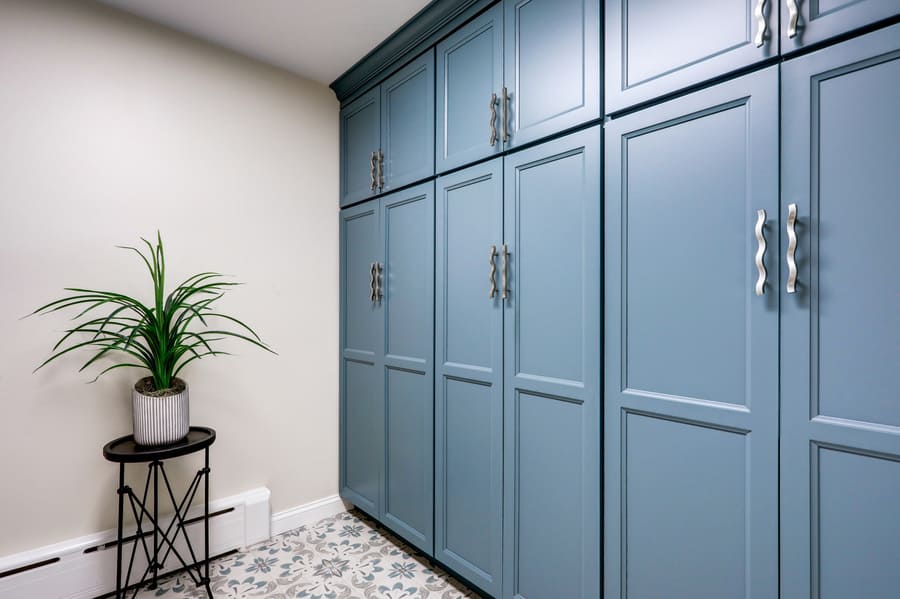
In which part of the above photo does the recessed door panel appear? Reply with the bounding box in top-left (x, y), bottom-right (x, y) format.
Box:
top-left (504, 127), bottom-right (601, 599)
top-left (381, 50), bottom-right (435, 192)
top-left (436, 5), bottom-right (504, 173)
top-left (340, 89), bottom-right (381, 206)
top-left (380, 183), bottom-right (434, 555)
top-left (504, 0), bottom-right (600, 147)
top-left (606, 0), bottom-right (775, 113)
top-left (435, 160), bottom-right (503, 596)
top-left (780, 26), bottom-right (900, 599)
top-left (605, 69), bottom-right (779, 599)
top-left (782, 0), bottom-right (899, 52)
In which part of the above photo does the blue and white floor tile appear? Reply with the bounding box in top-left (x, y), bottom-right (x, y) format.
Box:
top-left (136, 510), bottom-right (479, 598)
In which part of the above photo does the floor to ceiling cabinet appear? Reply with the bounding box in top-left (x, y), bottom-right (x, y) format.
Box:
top-left (339, 182), bottom-right (435, 555)
top-left (604, 66), bottom-right (780, 599)
top-left (434, 127), bottom-right (601, 599)
top-left (780, 23), bottom-right (900, 599)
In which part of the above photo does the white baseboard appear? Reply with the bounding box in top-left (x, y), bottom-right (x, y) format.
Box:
top-left (0, 487), bottom-right (271, 599)
top-left (270, 494), bottom-right (350, 537)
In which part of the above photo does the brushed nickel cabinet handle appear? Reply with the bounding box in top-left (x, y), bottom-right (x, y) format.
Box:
top-left (501, 244), bottom-right (509, 300)
top-left (370, 152), bottom-right (377, 192)
top-left (501, 86), bottom-right (509, 143)
top-left (754, 0), bottom-right (768, 47)
top-left (787, 0), bottom-right (800, 38)
top-left (377, 150), bottom-right (384, 192)
top-left (489, 93), bottom-right (499, 146)
top-left (786, 203), bottom-right (798, 293)
top-left (489, 245), bottom-right (498, 298)
top-left (375, 262), bottom-right (383, 301)
top-left (369, 262), bottom-right (377, 302)
top-left (755, 209), bottom-right (768, 296)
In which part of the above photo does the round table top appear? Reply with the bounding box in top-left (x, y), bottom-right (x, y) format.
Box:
top-left (103, 426), bottom-right (216, 463)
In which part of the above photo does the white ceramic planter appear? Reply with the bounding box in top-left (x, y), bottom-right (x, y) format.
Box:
top-left (132, 378), bottom-right (189, 446)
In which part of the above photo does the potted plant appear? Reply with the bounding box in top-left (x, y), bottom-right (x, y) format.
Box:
top-left (31, 233), bottom-right (274, 446)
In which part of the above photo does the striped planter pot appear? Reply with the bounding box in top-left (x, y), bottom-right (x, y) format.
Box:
top-left (132, 378), bottom-right (189, 446)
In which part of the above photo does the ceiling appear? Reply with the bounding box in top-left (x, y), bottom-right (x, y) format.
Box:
top-left (98, 0), bottom-right (433, 85)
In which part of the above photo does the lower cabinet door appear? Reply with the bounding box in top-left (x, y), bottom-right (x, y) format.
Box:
top-left (604, 69), bottom-right (780, 599)
top-left (339, 200), bottom-right (384, 516)
top-left (503, 126), bottom-right (601, 599)
top-left (780, 26), bottom-right (900, 599)
top-left (379, 182), bottom-right (435, 555)
top-left (435, 159), bottom-right (504, 596)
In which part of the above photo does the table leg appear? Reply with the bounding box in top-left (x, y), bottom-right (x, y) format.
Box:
top-left (152, 460), bottom-right (159, 589)
top-left (204, 447), bottom-right (211, 597)
top-left (116, 464), bottom-right (124, 599)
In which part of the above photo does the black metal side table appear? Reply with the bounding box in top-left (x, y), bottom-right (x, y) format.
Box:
top-left (103, 426), bottom-right (216, 599)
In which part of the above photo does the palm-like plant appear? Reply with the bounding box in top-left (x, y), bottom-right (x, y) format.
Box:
top-left (31, 233), bottom-right (274, 393)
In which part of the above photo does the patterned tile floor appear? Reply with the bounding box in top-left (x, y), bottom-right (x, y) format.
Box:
top-left (135, 510), bottom-right (480, 599)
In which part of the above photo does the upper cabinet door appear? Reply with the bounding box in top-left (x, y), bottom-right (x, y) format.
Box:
top-left (503, 0), bottom-right (601, 147)
top-left (604, 68), bottom-right (779, 599)
top-left (605, 0), bottom-right (777, 114)
top-left (436, 4), bottom-right (504, 174)
top-left (379, 183), bottom-right (435, 556)
top-left (340, 88), bottom-right (381, 207)
top-left (781, 0), bottom-right (899, 51)
top-left (780, 25), bottom-right (900, 599)
top-left (381, 51), bottom-right (435, 193)
top-left (503, 127), bottom-right (601, 599)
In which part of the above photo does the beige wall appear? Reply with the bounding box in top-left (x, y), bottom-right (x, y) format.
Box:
top-left (0, 0), bottom-right (339, 556)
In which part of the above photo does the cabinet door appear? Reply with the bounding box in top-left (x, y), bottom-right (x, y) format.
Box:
top-left (605, 0), bottom-right (777, 114)
top-left (503, 0), bottom-right (600, 147)
top-left (339, 201), bottom-right (383, 515)
top-left (604, 69), bottom-right (779, 599)
top-left (340, 88), bottom-right (381, 207)
top-left (780, 26), bottom-right (900, 599)
top-left (381, 51), bottom-right (435, 193)
top-left (781, 0), bottom-right (898, 52)
top-left (379, 183), bottom-right (435, 555)
top-left (436, 4), bottom-right (504, 174)
top-left (503, 127), bottom-right (601, 599)
top-left (434, 160), bottom-right (504, 597)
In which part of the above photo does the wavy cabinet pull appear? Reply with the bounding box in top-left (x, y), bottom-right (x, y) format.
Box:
top-left (377, 150), bottom-right (384, 192)
top-left (501, 244), bottom-right (509, 300)
top-left (369, 262), bottom-right (377, 302)
top-left (489, 245), bottom-right (498, 298)
top-left (755, 209), bottom-right (768, 295)
top-left (786, 0), bottom-right (800, 38)
top-left (489, 93), bottom-right (499, 146)
top-left (369, 152), bottom-right (377, 192)
top-left (786, 203), bottom-right (798, 293)
top-left (375, 262), bottom-right (383, 300)
top-left (754, 0), bottom-right (768, 47)
top-left (501, 86), bottom-right (509, 143)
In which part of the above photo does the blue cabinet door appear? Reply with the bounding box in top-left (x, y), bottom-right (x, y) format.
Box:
top-left (503, 0), bottom-right (600, 147)
top-left (605, 0), bottom-right (777, 114)
top-left (436, 4), bottom-right (504, 174)
top-left (434, 159), bottom-right (504, 597)
top-left (339, 201), bottom-right (384, 516)
top-left (379, 183), bottom-right (435, 556)
top-left (503, 127), bottom-right (601, 599)
top-left (781, 0), bottom-right (898, 52)
top-left (780, 26), bottom-right (900, 599)
top-left (381, 51), bottom-right (435, 193)
top-left (604, 69), bottom-right (779, 599)
top-left (340, 88), bottom-right (381, 207)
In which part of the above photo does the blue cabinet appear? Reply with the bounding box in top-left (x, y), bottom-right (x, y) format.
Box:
top-left (435, 159), bottom-right (504, 597)
top-left (340, 51), bottom-right (434, 206)
top-left (604, 68), bottom-right (780, 599)
top-left (780, 25), bottom-right (900, 599)
top-left (781, 0), bottom-right (899, 52)
top-left (605, 0), bottom-right (777, 113)
top-left (436, 0), bottom-right (600, 173)
top-left (503, 127), bottom-right (601, 599)
top-left (340, 183), bottom-right (435, 556)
